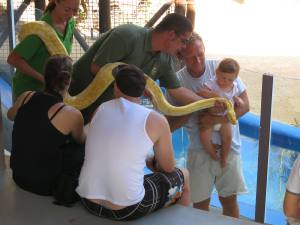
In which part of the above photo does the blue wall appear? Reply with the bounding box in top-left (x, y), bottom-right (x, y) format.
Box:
top-left (239, 113), bottom-right (300, 152)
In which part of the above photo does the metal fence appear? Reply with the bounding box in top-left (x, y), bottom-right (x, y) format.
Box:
top-left (0, 0), bottom-right (173, 81)
top-left (0, 2), bottom-right (11, 79)
top-left (73, 0), bottom-right (173, 60)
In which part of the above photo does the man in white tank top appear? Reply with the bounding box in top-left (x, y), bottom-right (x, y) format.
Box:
top-left (76, 64), bottom-right (190, 221)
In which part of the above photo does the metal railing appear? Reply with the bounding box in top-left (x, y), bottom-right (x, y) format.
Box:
top-left (0, 90), bottom-right (5, 170)
top-left (255, 74), bottom-right (274, 223)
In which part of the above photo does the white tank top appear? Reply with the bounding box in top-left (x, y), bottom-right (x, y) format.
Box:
top-left (76, 98), bottom-right (153, 206)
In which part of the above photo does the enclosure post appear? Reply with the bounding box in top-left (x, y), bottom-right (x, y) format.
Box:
top-left (175, 0), bottom-right (186, 16)
top-left (255, 74), bottom-right (274, 223)
top-left (34, 0), bottom-right (45, 20)
top-left (0, 0), bottom-right (30, 48)
top-left (0, 91), bottom-right (5, 170)
top-left (7, 0), bottom-right (16, 52)
top-left (186, 0), bottom-right (195, 29)
top-left (99, 0), bottom-right (111, 33)
top-left (74, 29), bottom-right (89, 51)
top-left (145, 1), bottom-right (173, 28)
top-left (6, 0), bottom-right (16, 82)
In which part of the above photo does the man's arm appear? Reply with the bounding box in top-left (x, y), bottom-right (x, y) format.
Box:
top-left (90, 63), bottom-right (101, 76)
top-left (164, 86), bottom-right (195, 132)
top-left (69, 108), bottom-right (86, 144)
top-left (146, 111), bottom-right (175, 173)
top-left (167, 86), bottom-right (202, 105)
top-left (234, 91), bottom-right (249, 118)
top-left (167, 115), bottom-right (191, 132)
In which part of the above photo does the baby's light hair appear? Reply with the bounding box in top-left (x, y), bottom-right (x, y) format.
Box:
top-left (217, 58), bottom-right (240, 77)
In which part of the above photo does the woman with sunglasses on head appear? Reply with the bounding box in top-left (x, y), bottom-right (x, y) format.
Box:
top-left (7, 0), bottom-right (79, 102)
top-left (8, 55), bottom-right (85, 203)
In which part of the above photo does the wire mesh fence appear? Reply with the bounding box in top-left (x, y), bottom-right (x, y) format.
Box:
top-left (74, 0), bottom-right (173, 60)
top-left (0, 0), bottom-right (174, 80)
top-left (0, 2), bottom-right (11, 78)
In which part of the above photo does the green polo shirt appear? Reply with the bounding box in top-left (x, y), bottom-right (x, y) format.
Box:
top-left (70, 24), bottom-right (180, 121)
top-left (12, 11), bottom-right (75, 101)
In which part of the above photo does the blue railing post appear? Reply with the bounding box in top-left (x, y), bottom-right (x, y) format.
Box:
top-left (99, 0), bottom-right (111, 33)
top-left (74, 29), bottom-right (89, 51)
top-left (255, 74), bottom-right (274, 223)
top-left (6, 0), bottom-right (16, 82)
top-left (0, 90), bottom-right (5, 170)
top-left (6, 0), bottom-right (16, 51)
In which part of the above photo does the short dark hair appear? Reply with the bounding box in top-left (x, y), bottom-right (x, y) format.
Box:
top-left (113, 64), bottom-right (146, 97)
top-left (154, 13), bottom-right (193, 36)
top-left (44, 55), bottom-right (72, 93)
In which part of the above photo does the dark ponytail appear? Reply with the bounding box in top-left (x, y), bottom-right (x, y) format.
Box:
top-left (44, 55), bottom-right (72, 98)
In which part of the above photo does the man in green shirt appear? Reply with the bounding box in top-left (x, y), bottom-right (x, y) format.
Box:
top-left (69, 13), bottom-right (202, 123)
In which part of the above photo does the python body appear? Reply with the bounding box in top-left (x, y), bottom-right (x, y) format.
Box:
top-left (19, 21), bottom-right (237, 124)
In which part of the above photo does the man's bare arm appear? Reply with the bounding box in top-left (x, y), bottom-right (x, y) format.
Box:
top-left (146, 112), bottom-right (175, 173)
top-left (90, 63), bottom-right (101, 76)
top-left (168, 87), bottom-right (202, 105)
top-left (167, 115), bottom-right (191, 132)
top-left (234, 91), bottom-right (249, 118)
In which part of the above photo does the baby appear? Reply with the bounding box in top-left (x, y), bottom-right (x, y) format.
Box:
top-left (198, 58), bottom-right (243, 167)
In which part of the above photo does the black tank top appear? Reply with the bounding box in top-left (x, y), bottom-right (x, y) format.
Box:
top-left (10, 92), bottom-right (71, 195)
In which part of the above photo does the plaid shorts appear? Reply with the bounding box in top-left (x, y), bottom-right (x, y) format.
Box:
top-left (81, 168), bottom-right (184, 221)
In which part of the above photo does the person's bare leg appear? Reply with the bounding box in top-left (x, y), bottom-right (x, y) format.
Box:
top-left (199, 127), bottom-right (219, 160)
top-left (219, 195), bottom-right (239, 218)
top-left (219, 123), bottom-right (232, 168)
top-left (284, 191), bottom-right (300, 219)
top-left (193, 198), bottom-right (211, 211)
top-left (177, 168), bottom-right (191, 206)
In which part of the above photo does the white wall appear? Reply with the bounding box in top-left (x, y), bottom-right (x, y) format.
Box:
top-left (194, 0), bottom-right (300, 56)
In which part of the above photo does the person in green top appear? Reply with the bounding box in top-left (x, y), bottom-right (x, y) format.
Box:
top-left (69, 13), bottom-right (203, 123)
top-left (7, 0), bottom-right (79, 101)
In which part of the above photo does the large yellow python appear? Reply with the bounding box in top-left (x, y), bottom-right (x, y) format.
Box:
top-left (19, 21), bottom-right (237, 124)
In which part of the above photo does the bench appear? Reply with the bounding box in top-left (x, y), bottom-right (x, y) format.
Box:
top-left (0, 167), bottom-right (262, 225)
